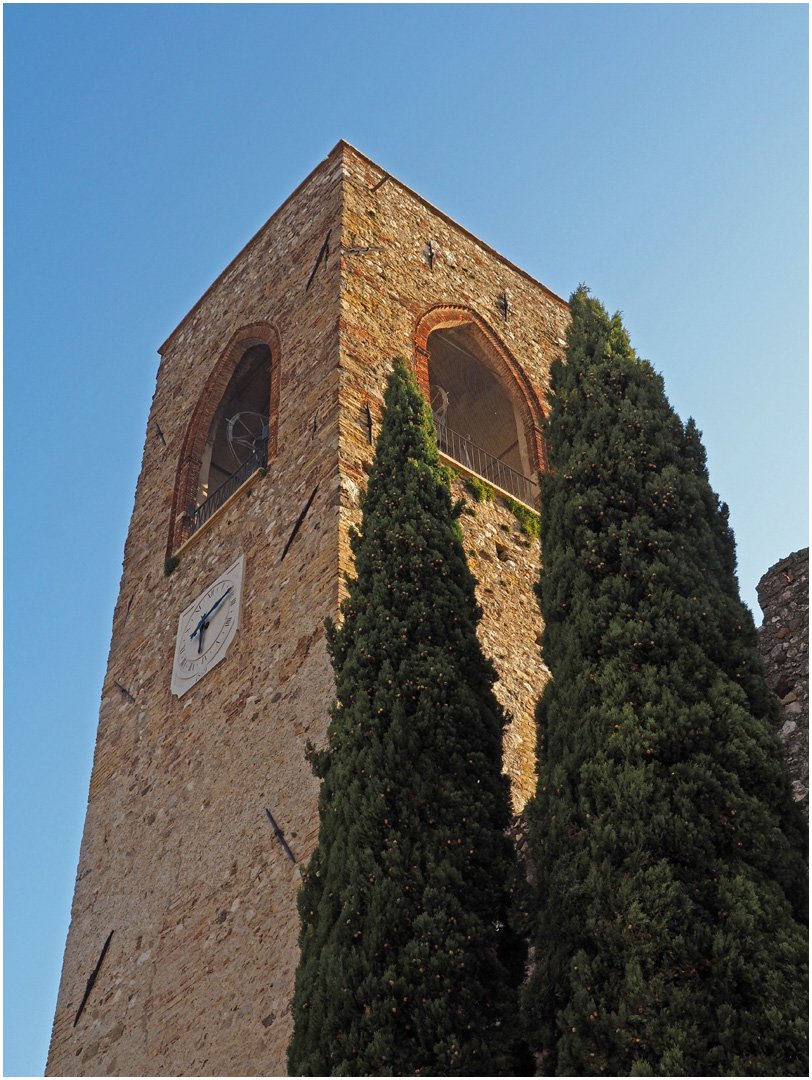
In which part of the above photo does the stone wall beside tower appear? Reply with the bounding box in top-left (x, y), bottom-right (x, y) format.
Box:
top-left (757, 548), bottom-right (809, 812)
top-left (46, 142), bottom-right (567, 1076)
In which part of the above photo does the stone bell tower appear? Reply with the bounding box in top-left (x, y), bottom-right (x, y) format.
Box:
top-left (46, 142), bottom-right (569, 1076)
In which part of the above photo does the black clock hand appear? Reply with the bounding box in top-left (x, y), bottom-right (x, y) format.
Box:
top-left (190, 586), bottom-right (234, 645)
top-left (190, 613), bottom-right (208, 647)
top-left (203, 586), bottom-right (233, 621)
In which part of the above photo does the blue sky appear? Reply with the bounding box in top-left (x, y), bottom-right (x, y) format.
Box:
top-left (4, 4), bottom-right (807, 1075)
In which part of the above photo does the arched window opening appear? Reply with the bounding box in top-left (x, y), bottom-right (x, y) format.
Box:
top-left (426, 324), bottom-right (536, 505)
top-left (190, 343), bottom-right (271, 533)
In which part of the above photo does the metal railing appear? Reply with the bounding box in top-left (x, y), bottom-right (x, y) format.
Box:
top-left (435, 422), bottom-right (537, 507)
top-left (188, 440), bottom-right (267, 536)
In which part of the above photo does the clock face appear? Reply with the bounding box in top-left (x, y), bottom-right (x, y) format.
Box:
top-left (171, 555), bottom-right (244, 697)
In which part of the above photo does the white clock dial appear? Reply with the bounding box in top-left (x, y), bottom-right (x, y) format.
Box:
top-left (171, 555), bottom-right (244, 697)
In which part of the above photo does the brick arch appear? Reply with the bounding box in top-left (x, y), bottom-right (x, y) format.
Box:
top-left (167, 322), bottom-right (282, 555)
top-left (413, 304), bottom-right (548, 479)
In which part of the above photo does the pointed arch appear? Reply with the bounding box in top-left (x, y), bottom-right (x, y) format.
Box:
top-left (413, 305), bottom-right (548, 497)
top-left (167, 322), bottom-right (281, 555)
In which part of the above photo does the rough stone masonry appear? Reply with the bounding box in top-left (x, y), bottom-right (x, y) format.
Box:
top-left (46, 140), bottom-right (804, 1078)
top-left (45, 142), bottom-right (566, 1077)
top-left (757, 547), bottom-right (809, 813)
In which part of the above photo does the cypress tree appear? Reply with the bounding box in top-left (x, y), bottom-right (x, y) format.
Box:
top-left (525, 287), bottom-right (808, 1076)
top-left (288, 360), bottom-right (523, 1076)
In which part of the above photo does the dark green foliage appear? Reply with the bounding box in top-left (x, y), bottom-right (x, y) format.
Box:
top-left (500, 496), bottom-right (541, 538)
top-left (525, 287), bottom-right (808, 1076)
top-left (288, 360), bottom-right (524, 1076)
top-left (464, 476), bottom-right (495, 503)
top-left (163, 554), bottom-right (179, 577)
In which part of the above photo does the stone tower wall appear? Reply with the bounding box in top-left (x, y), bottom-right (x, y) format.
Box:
top-left (757, 548), bottom-right (809, 811)
top-left (46, 143), bottom-right (566, 1076)
top-left (47, 149), bottom-right (346, 1077)
top-left (334, 146), bottom-right (568, 806)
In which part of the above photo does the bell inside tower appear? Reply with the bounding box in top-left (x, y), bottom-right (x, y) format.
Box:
top-left (196, 343), bottom-right (271, 506)
top-left (426, 324), bottom-right (535, 504)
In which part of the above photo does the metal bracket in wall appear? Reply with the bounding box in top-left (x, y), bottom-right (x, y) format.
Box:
top-left (264, 808), bottom-right (296, 863)
top-left (113, 681), bottom-right (136, 702)
top-left (343, 245), bottom-right (386, 255)
top-left (496, 292), bottom-right (509, 321)
top-left (154, 422), bottom-right (166, 446)
top-left (73, 930), bottom-right (114, 1027)
top-left (122, 589), bottom-right (136, 629)
top-left (424, 241), bottom-right (435, 269)
top-left (279, 483), bottom-right (320, 563)
top-left (305, 230), bottom-right (332, 291)
top-left (370, 173), bottom-right (390, 192)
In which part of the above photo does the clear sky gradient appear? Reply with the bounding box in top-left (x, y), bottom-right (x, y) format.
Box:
top-left (4, 5), bottom-right (808, 1076)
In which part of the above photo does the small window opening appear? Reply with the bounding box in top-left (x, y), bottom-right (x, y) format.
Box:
top-left (192, 343), bottom-right (271, 525)
top-left (427, 325), bottom-right (535, 505)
